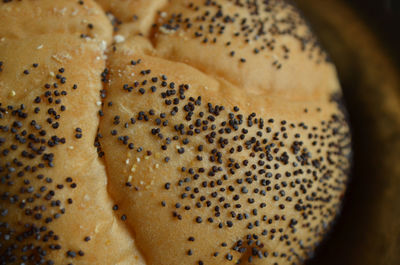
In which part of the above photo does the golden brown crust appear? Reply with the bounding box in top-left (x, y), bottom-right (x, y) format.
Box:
top-left (0, 1), bottom-right (351, 265)
top-left (0, 35), bottom-right (145, 265)
top-left (0, 1), bottom-right (144, 264)
top-left (100, 37), bottom-right (349, 265)
top-left (0, 0), bottom-right (112, 44)
top-left (153, 0), bottom-right (338, 101)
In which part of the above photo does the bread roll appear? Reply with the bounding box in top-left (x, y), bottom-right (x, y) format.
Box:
top-left (0, 1), bottom-right (351, 265)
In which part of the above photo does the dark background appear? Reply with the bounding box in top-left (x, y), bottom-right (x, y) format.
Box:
top-left (296, 0), bottom-right (400, 265)
top-left (350, 0), bottom-right (400, 65)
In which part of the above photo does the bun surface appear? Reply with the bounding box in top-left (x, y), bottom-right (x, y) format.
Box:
top-left (0, 1), bottom-right (351, 265)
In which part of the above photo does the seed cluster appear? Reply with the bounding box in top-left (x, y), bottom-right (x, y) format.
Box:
top-left (101, 58), bottom-right (351, 264)
top-left (0, 62), bottom-right (90, 265)
top-left (156, 0), bottom-right (328, 68)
